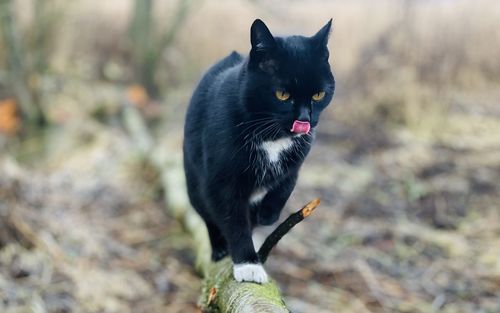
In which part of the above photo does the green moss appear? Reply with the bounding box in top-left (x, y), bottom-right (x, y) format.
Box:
top-left (198, 259), bottom-right (288, 312)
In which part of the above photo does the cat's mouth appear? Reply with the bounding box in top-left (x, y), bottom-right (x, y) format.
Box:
top-left (290, 120), bottom-right (311, 134)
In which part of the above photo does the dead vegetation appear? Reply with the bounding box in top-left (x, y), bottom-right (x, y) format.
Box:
top-left (1, 0), bottom-right (499, 312)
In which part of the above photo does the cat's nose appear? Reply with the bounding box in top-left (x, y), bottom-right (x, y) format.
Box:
top-left (297, 106), bottom-right (311, 122)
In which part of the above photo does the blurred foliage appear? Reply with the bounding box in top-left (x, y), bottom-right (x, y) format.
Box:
top-left (0, 0), bottom-right (193, 135)
top-left (0, 0), bottom-right (41, 125)
top-left (0, 0), bottom-right (499, 312)
top-left (128, 0), bottom-right (194, 97)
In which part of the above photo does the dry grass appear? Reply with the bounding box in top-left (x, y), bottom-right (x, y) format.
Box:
top-left (14, 0), bottom-right (497, 136)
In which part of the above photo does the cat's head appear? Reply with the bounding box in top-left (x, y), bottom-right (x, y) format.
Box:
top-left (245, 19), bottom-right (335, 137)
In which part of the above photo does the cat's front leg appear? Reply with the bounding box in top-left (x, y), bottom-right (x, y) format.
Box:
top-left (219, 200), bottom-right (268, 284)
top-left (257, 173), bottom-right (298, 226)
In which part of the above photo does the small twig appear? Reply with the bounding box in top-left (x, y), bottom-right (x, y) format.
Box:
top-left (258, 199), bottom-right (320, 264)
top-left (7, 212), bottom-right (66, 262)
top-left (355, 259), bottom-right (394, 311)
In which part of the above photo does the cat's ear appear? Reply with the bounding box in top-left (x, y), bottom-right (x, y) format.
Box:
top-left (250, 19), bottom-right (276, 51)
top-left (250, 19), bottom-right (277, 72)
top-left (312, 19), bottom-right (332, 47)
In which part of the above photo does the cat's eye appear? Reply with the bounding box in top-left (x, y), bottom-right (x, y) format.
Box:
top-left (312, 91), bottom-right (326, 101)
top-left (275, 90), bottom-right (290, 101)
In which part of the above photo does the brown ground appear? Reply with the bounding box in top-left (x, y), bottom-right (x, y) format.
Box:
top-left (1, 87), bottom-right (499, 312)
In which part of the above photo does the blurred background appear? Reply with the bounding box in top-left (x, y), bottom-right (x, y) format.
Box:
top-left (1, 0), bottom-right (499, 312)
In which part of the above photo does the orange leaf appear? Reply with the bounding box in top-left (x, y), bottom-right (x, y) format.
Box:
top-left (207, 286), bottom-right (217, 305)
top-left (0, 98), bottom-right (20, 135)
top-left (126, 84), bottom-right (149, 108)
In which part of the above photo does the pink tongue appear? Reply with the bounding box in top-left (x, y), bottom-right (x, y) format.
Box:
top-left (290, 120), bottom-right (311, 134)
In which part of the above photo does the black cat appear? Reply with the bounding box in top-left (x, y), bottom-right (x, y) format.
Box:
top-left (183, 19), bottom-right (334, 283)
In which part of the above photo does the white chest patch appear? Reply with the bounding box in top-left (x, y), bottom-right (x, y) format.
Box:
top-left (261, 137), bottom-right (294, 163)
top-left (249, 188), bottom-right (268, 205)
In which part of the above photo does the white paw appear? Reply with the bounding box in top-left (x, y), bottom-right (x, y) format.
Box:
top-left (233, 263), bottom-right (268, 284)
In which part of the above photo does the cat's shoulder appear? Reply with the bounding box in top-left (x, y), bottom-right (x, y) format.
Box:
top-left (225, 51), bottom-right (244, 64)
top-left (209, 51), bottom-right (244, 75)
top-left (191, 51), bottom-right (244, 101)
top-left (196, 51), bottom-right (244, 92)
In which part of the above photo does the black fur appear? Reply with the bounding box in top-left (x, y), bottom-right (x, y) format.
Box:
top-left (183, 19), bottom-right (335, 265)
